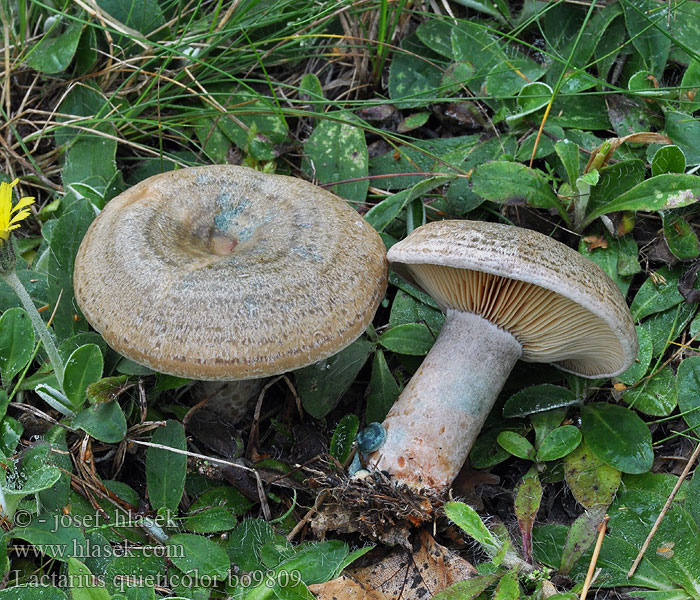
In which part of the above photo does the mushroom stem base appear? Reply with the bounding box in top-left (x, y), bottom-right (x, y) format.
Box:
top-left (369, 310), bottom-right (522, 491)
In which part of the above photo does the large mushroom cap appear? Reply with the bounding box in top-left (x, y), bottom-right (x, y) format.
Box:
top-left (387, 220), bottom-right (637, 378)
top-left (74, 165), bottom-right (387, 380)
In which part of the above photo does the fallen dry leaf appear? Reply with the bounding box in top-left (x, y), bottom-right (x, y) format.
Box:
top-left (310, 530), bottom-right (475, 600)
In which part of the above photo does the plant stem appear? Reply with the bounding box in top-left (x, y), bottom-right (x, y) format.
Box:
top-left (1, 271), bottom-right (64, 390)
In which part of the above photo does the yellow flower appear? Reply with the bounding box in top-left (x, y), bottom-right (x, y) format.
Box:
top-left (0, 179), bottom-right (35, 241)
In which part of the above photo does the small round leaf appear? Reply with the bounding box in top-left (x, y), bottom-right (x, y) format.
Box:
top-left (497, 431), bottom-right (535, 461)
top-left (536, 425), bottom-right (582, 462)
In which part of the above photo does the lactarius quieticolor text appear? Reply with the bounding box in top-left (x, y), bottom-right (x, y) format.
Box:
top-left (368, 220), bottom-right (637, 492)
top-left (73, 165), bottom-right (388, 390)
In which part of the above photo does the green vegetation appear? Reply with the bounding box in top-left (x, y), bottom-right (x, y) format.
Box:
top-left (2, 0), bottom-right (700, 597)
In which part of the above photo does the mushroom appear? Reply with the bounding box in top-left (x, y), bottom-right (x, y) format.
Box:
top-left (73, 165), bottom-right (387, 406)
top-left (368, 220), bottom-right (637, 492)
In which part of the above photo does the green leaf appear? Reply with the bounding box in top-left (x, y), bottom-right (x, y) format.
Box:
top-left (563, 440), bottom-right (621, 509)
top-left (378, 323), bottom-right (436, 356)
top-left (622, 0), bottom-right (671, 78)
top-left (444, 501), bottom-right (500, 556)
top-left (470, 425), bottom-right (518, 469)
top-left (0, 415), bottom-right (20, 457)
top-left (514, 473), bottom-right (542, 558)
top-left (642, 302), bottom-right (697, 357)
top-left (627, 70), bottom-right (659, 95)
top-left (365, 176), bottom-right (454, 232)
top-left (581, 403), bottom-right (653, 474)
top-left (270, 540), bottom-right (352, 585)
top-left (194, 117), bottom-right (230, 163)
top-left (415, 20), bottom-right (456, 59)
top-left (74, 24), bottom-right (97, 75)
top-left (406, 196), bottom-right (426, 234)
top-left (68, 558), bottom-right (110, 600)
top-left (183, 507), bottom-right (238, 533)
top-left (555, 139), bottom-right (581, 185)
top-left (617, 326), bottom-right (653, 385)
top-left (73, 400), bottom-right (127, 443)
top-left (34, 384), bottom-right (74, 417)
top-left (652, 145), bottom-right (686, 176)
top-left (397, 112), bottom-right (430, 133)
top-left (58, 332), bottom-right (107, 364)
top-left (662, 212), bottom-right (699, 259)
top-left (302, 113), bottom-right (368, 201)
top-left (190, 486), bottom-right (251, 517)
top-left (0, 586), bottom-right (68, 599)
top-left (451, 22), bottom-right (505, 91)
top-left (485, 58), bottom-right (547, 98)
top-left (497, 431), bottom-right (535, 461)
top-left (604, 474), bottom-right (700, 594)
top-left (677, 355), bottom-right (700, 433)
top-left (86, 375), bottom-right (130, 404)
top-left (299, 73), bottom-right (325, 115)
top-left (47, 202), bottom-right (95, 341)
top-left (493, 569), bottom-right (520, 600)
top-left (433, 574), bottom-right (500, 600)
top-left (586, 174), bottom-right (700, 225)
top-left (530, 409), bottom-right (566, 449)
top-left (26, 21), bottom-right (83, 74)
top-left (146, 420), bottom-right (186, 513)
top-left (536, 426), bottom-right (581, 462)
top-left (506, 82), bottom-right (552, 123)
top-left (548, 94), bottom-right (611, 130)
top-left (366, 349), bottom-right (400, 423)
top-left (579, 234), bottom-right (640, 296)
top-left (12, 518), bottom-right (86, 562)
top-left (471, 161), bottom-right (566, 220)
top-left (98, 0), bottom-right (165, 34)
top-left (219, 92), bottom-right (288, 161)
top-left (630, 265), bottom-right (682, 320)
top-left (665, 111), bottom-right (700, 166)
top-left (388, 35), bottom-right (445, 108)
top-left (167, 533), bottom-right (230, 579)
top-left (38, 426), bottom-right (72, 514)
top-left (369, 135), bottom-right (478, 190)
top-left (586, 159), bottom-right (646, 222)
top-left (560, 506), bottom-right (608, 576)
top-left (680, 61), bottom-right (700, 112)
top-left (227, 519), bottom-right (276, 571)
top-left (503, 384), bottom-right (577, 419)
top-left (330, 414), bottom-right (359, 464)
top-left (622, 366), bottom-right (677, 416)
top-left (295, 338), bottom-right (373, 419)
top-left (0, 308), bottom-right (35, 383)
top-left (63, 344), bottom-right (104, 410)
top-left (103, 554), bottom-right (165, 596)
top-left (389, 290), bottom-right (444, 331)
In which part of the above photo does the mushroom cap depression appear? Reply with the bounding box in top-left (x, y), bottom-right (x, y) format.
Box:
top-left (74, 165), bottom-right (388, 380)
top-left (387, 220), bottom-right (637, 378)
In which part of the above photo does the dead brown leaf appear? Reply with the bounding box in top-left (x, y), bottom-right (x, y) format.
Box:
top-left (310, 530), bottom-right (475, 600)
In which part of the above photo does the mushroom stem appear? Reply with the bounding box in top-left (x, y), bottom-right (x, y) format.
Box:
top-left (369, 309), bottom-right (522, 491)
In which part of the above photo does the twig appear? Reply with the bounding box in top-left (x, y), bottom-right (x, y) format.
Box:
top-left (579, 514), bottom-right (608, 600)
top-left (127, 438), bottom-right (255, 473)
top-left (246, 376), bottom-right (283, 458)
top-left (255, 470), bottom-right (271, 521)
top-left (628, 439), bottom-right (700, 577)
top-left (287, 491), bottom-right (327, 542)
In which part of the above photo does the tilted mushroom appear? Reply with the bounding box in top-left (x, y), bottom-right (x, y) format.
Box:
top-left (73, 165), bottom-right (387, 409)
top-left (368, 220), bottom-right (637, 492)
